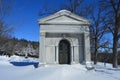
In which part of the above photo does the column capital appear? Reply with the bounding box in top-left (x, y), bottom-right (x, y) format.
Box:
top-left (40, 32), bottom-right (46, 36)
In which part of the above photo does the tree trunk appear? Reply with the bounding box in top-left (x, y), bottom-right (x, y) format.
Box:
top-left (94, 49), bottom-right (98, 64)
top-left (112, 36), bottom-right (118, 68)
top-left (94, 38), bottom-right (98, 64)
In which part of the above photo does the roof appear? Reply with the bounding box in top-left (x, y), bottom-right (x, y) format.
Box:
top-left (38, 10), bottom-right (90, 25)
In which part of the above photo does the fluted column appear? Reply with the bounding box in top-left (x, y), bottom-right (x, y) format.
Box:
top-left (39, 32), bottom-right (46, 65)
top-left (84, 33), bottom-right (91, 63)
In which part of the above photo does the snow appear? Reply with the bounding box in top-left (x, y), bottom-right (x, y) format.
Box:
top-left (0, 55), bottom-right (120, 80)
top-left (57, 9), bottom-right (71, 13)
top-left (0, 55), bottom-right (39, 62)
top-left (9, 55), bottom-right (39, 62)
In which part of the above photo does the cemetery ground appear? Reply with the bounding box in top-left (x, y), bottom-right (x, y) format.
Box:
top-left (0, 55), bottom-right (120, 80)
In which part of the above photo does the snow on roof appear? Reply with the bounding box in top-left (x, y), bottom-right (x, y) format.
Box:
top-left (56, 10), bottom-right (71, 14)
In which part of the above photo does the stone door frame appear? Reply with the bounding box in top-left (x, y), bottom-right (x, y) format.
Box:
top-left (55, 38), bottom-right (75, 64)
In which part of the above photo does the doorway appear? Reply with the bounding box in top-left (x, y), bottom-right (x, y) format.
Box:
top-left (59, 39), bottom-right (71, 64)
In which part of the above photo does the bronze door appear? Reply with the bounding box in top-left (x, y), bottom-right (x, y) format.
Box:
top-left (59, 40), bottom-right (70, 64)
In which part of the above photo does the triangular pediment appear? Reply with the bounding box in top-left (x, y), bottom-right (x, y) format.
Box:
top-left (44, 15), bottom-right (85, 23)
top-left (38, 10), bottom-right (90, 25)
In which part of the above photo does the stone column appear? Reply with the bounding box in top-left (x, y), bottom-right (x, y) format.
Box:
top-left (56, 46), bottom-right (59, 64)
top-left (71, 46), bottom-right (74, 64)
top-left (84, 33), bottom-right (91, 63)
top-left (39, 32), bottom-right (46, 65)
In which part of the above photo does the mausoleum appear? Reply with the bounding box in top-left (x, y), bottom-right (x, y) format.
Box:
top-left (38, 10), bottom-right (91, 66)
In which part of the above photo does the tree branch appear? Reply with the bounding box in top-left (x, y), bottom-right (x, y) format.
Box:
top-left (117, 0), bottom-right (120, 10)
top-left (110, 0), bottom-right (117, 12)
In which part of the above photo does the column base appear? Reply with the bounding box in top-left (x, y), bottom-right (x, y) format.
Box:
top-left (71, 61), bottom-right (76, 64)
top-left (85, 61), bottom-right (94, 70)
top-left (39, 62), bottom-right (46, 67)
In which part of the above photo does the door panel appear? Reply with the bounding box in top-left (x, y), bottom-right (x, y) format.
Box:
top-left (59, 40), bottom-right (70, 64)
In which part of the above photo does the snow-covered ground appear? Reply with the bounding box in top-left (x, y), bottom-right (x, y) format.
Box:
top-left (0, 55), bottom-right (120, 80)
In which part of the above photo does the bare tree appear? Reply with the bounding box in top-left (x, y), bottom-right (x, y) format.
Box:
top-left (61, 0), bottom-right (84, 13)
top-left (0, 0), bottom-right (13, 51)
top-left (89, 5), bottom-right (108, 64)
top-left (39, 0), bottom-right (84, 16)
top-left (0, 0), bottom-right (13, 20)
top-left (100, 0), bottom-right (120, 68)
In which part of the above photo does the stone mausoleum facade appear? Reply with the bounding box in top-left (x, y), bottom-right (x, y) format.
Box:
top-left (38, 10), bottom-right (91, 66)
